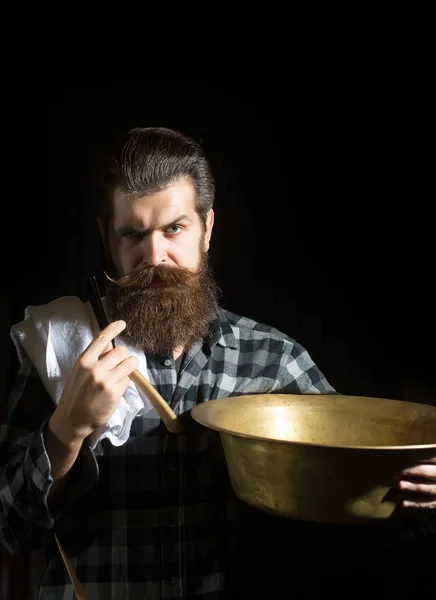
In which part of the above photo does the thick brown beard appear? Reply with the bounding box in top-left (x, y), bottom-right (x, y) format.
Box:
top-left (104, 253), bottom-right (220, 356)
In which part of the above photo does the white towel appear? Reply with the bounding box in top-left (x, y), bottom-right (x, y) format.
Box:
top-left (10, 295), bottom-right (154, 448)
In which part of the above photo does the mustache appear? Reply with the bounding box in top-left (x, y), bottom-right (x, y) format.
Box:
top-left (105, 263), bottom-right (198, 289)
top-left (104, 253), bottom-right (220, 355)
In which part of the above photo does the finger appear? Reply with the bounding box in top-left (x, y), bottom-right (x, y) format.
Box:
top-left (401, 464), bottom-right (436, 480)
top-left (403, 498), bottom-right (436, 509)
top-left (108, 355), bottom-right (139, 384)
top-left (398, 480), bottom-right (436, 497)
top-left (82, 321), bottom-right (126, 363)
top-left (115, 375), bottom-right (138, 398)
top-left (96, 345), bottom-right (130, 372)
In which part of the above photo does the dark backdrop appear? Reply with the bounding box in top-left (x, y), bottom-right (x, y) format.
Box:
top-left (4, 82), bottom-right (435, 403)
top-left (1, 82), bottom-right (434, 598)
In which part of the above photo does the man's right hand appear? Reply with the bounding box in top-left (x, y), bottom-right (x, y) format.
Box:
top-left (48, 320), bottom-right (139, 447)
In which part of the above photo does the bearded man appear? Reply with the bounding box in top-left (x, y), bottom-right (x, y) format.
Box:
top-left (2, 127), bottom-right (435, 600)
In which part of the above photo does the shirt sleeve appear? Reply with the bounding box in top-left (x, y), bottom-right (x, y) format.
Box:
top-left (0, 358), bottom-right (99, 556)
top-left (274, 338), bottom-right (338, 394)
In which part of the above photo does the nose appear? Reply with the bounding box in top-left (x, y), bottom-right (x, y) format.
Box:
top-left (141, 232), bottom-right (167, 267)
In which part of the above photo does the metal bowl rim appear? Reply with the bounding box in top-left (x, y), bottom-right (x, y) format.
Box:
top-left (191, 395), bottom-right (436, 451)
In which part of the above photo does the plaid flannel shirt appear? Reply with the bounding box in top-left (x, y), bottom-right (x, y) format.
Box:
top-left (1, 307), bottom-right (336, 599)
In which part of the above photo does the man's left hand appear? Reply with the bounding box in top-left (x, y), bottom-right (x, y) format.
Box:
top-left (398, 453), bottom-right (436, 509)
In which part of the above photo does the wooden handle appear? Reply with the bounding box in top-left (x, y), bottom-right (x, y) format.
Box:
top-left (129, 369), bottom-right (183, 433)
top-left (55, 534), bottom-right (88, 599)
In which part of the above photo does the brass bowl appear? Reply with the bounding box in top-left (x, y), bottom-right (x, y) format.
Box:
top-left (191, 394), bottom-right (436, 524)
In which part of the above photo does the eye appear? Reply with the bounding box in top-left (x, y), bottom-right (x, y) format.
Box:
top-left (120, 230), bottom-right (143, 239)
top-left (166, 224), bottom-right (182, 234)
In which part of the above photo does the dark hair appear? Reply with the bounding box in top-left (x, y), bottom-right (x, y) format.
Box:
top-left (94, 127), bottom-right (215, 228)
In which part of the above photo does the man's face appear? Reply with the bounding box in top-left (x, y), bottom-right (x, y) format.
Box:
top-left (107, 178), bottom-right (214, 277)
top-left (102, 178), bottom-right (219, 355)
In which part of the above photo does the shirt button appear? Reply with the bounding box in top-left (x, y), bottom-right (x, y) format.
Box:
top-left (164, 359), bottom-right (171, 366)
top-left (168, 576), bottom-right (176, 585)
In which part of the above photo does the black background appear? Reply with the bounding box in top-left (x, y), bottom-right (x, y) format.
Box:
top-left (1, 80), bottom-right (434, 597)
top-left (3, 82), bottom-right (435, 404)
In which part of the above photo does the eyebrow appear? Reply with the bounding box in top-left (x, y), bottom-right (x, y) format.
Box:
top-left (115, 214), bottom-right (192, 236)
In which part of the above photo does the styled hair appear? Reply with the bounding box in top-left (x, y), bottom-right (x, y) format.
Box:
top-left (94, 127), bottom-right (215, 228)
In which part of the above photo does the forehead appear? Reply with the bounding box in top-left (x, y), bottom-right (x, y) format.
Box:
top-left (112, 179), bottom-right (197, 226)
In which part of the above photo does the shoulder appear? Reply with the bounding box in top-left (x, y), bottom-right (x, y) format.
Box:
top-left (10, 294), bottom-right (97, 364)
top-left (12, 294), bottom-right (92, 328)
top-left (217, 309), bottom-right (337, 394)
top-left (219, 308), bottom-right (296, 348)
top-left (25, 294), bottom-right (87, 315)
